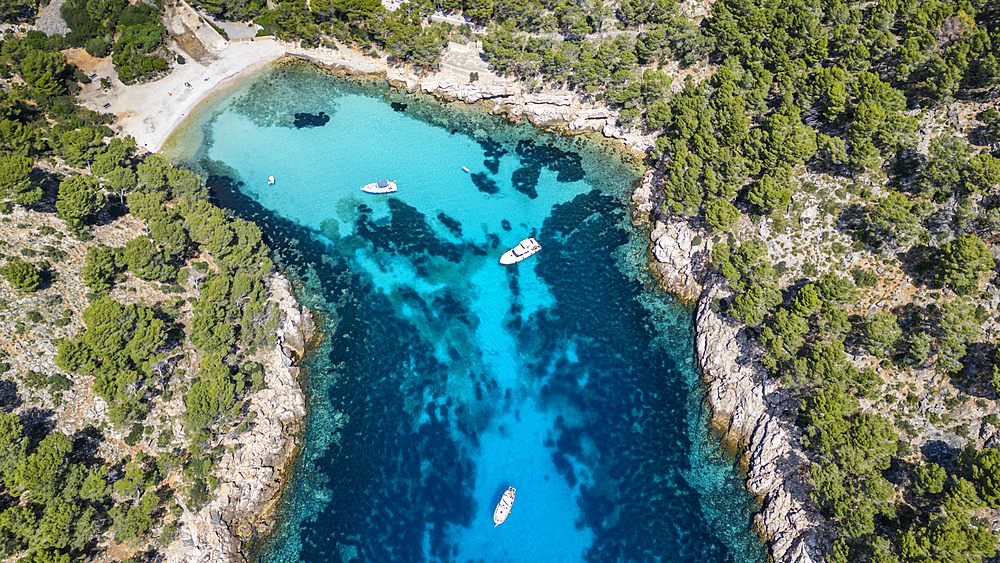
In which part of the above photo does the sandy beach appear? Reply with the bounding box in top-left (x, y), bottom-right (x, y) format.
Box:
top-left (71, 0), bottom-right (506, 155)
top-left (69, 0), bottom-right (659, 157)
top-left (73, 41), bottom-right (287, 152)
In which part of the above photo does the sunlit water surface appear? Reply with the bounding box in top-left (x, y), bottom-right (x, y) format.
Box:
top-left (166, 61), bottom-right (766, 563)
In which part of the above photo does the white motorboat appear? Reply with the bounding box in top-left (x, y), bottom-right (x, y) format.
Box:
top-left (499, 237), bottom-right (541, 265)
top-left (268, 176), bottom-right (275, 185)
top-left (493, 487), bottom-right (515, 527)
top-left (361, 180), bottom-right (397, 194)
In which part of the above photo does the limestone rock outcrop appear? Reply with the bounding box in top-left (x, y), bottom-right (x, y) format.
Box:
top-left (638, 171), bottom-right (827, 563)
top-left (164, 274), bottom-right (311, 563)
top-left (650, 218), bottom-right (707, 303)
top-left (696, 280), bottom-right (824, 563)
top-left (632, 172), bottom-right (709, 302)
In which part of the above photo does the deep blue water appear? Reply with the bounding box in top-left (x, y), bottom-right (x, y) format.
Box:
top-left (167, 61), bottom-right (765, 563)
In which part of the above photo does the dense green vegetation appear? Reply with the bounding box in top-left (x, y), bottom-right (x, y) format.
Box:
top-left (0, 22), bottom-right (284, 562)
top-left (60, 0), bottom-right (170, 83)
top-left (1, 0), bottom-right (999, 560)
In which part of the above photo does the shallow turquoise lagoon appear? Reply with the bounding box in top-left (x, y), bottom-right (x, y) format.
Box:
top-left (169, 61), bottom-right (766, 563)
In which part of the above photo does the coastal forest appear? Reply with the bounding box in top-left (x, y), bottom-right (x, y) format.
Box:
top-left (0, 23), bottom-right (286, 562)
top-left (0, 0), bottom-right (999, 561)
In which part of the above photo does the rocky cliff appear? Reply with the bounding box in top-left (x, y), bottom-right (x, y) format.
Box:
top-left (417, 81), bottom-right (657, 155)
top-left (308, 51), bottom-right (657, 155)
top-left (634, 178), bottom-right (827, 563)
top-left (165, 274), bottom-right (312, 563)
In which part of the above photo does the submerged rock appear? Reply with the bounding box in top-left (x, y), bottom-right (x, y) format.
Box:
top-left (293, 111), bottom-right (331, 128)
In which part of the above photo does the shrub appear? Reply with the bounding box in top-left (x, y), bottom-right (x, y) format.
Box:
top-left (47, 374), bottom-right (72, 393)
top-left (158, 523), bottom-right (179, 546)
top-left (124, 425), bottom-right (144, 446)
top-left (1, 259), bottom-right (41, 292)
top-left (23, 370), bottom-right (47, 388)
top-left (157, 427), bottom-right (174, 448)
top-left (851, 268), bottom-right (879, 287)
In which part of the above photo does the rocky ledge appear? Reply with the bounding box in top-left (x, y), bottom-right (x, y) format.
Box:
top-left (313, 54), bottom-right (657, 155)
top-left (634, 181), bottom-right (827, 563)
top-left (633, 172), bottom-right (710, 303)
top-left (417, 81), bottom-right (657, 155)
top-left (165, 274), bottom-right (313, 563)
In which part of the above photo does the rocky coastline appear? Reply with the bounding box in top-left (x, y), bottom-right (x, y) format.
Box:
top-left (179, 55), bottom-right (814, 563)
top-left (165, 274), bottom-right (313, 563)
top-left (633, 174), bottom-right (826, 563)
top-left (153, 41), bottom-right (806, 562)
top-left (302, 50), bottom-right (658, 156)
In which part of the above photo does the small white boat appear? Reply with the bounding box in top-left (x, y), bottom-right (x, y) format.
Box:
top-left (462, 166), bottom-right (470, 172)
top-left (493, 487), bottom-right (515, 527)
top-left (268, 176), bottom-right (275, 185)
top-left (361, 180), bottom-right (397, 194)
top-left (499, 237), bottom-right (541, 265)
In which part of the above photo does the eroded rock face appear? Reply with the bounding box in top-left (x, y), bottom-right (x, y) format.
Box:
top-left (379, 67), bottom-right (656, 153)
top-left (633, 172), bottom-right (709, 302)
top-left (164, 274), bottom-right (311, 563)
top-left (695, 277), bottom-right (826, 563)
top-left (650, 219), bottom-right (708, 303)
top-left (637, 169), bottom-right (826, 563)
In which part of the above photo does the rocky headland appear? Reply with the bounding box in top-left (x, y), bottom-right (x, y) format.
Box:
top-left (633, 174), bottom-right (826, 563)
top-left (164, 274), bottom-right (313, 563)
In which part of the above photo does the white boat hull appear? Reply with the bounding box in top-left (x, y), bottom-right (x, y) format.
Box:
top-left (361, 180), bottom-right (397, 194)
top-left (500, 237), bottom-right (541, 265)
top-left (493, 487), bottom-right (516, 527)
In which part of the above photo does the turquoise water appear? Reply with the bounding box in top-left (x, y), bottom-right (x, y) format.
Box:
top-left (169, 61), bottom-right (766, 563)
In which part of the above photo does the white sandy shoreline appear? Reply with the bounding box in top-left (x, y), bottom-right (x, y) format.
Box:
top-left (74, 31), bottom-right (654, 156)
top-left (75, 37), bottom-right (482, 153)
top-left (75, 40), bottom-right (286, 153)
